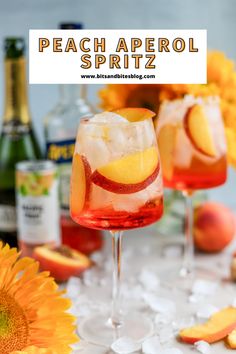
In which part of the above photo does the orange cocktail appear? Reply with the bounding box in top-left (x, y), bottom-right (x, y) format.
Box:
top-left (70, 108), bottom-right (163, 345)
top-left (157, 95), bottom-right (227, 276)
top-left (71, 110), bottom-right (163, 231)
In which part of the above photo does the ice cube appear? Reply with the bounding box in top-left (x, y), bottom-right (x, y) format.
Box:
top-left (204, 98), bottom-right (226, 155)
top-left (91, 111), bottom-right (128, 123)
top-left (90, 251), bottom-right (104, 264)
top-left (192, 279), bottom-right (218, 296)
top-left (126, 119), bottom-right (155, 152)
top-left (77, 122), bottom-right (111, 169)
top-left (155, 312), bottom-right (174, 326)
top-left (107, 124), bottom-right (130, 155)
top-left (83, 269), bottom-right (99, 287)
top-left (91, 114), bottom-right (155, 160)
top-left (111, 336), bottom-right (141, 354)
top-left (112, 175), bottom-right (162, 213)
top-left (142, 120), bottom-right (156, 148)
top-left (194, 340), bottom-right (211, 354)
top-left (143, 294), bottom-right (176, 314)
top-left (66, 277), bottom-right (81, 299)
top-left (112, 192), bottom-right (145, 213)
top-left (159, 349), bottom-right (183, 354)
top-left (163, 245), bottom-right (182, 259)
top-left (98, 276), bottom-right (109, 287)
top-left (76, 343), bottom-right (108, 354)
top-left (172, 316), bottom-right (195, 331)
top-left (122, 283), bottom-right (143, 301)
top-left (188, 294), bottom-right (204, 304)
top-left (142, 336), bottom-right (161, 353)
top-left (157, 94), bottom-right (195, 130)
top-left (139, 269), bottom-right (160, 292)
top-left (196, 304), bottom-right (219, 319)
top-left (174, 128), bottom-right (192, 169)
top-left (72, 294), bottom-right (96, 317)
top-left (159, 327), bottom-right (175, 344)
top-left (89, 184), bottom-right (113, 210)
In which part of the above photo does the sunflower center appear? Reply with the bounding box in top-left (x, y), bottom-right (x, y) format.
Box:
top-left (0, 290), bottom-right (29, 353)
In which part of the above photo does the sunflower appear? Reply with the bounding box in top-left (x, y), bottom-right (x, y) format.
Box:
top-left (99, 51), bottom-right (236, 168)
top-left (0, 242), bottom-right (78, 354)
top-left (99, 84), bottom-right (164, 113)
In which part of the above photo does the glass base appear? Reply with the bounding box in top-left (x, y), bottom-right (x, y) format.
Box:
top-left (78, 312), bottom-right (154, 347)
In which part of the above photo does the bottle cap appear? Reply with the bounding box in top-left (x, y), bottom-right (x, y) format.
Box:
top-left (59, 23), bottom-right (83, 30)
top-left (4, 37), bottom-right (25, 59)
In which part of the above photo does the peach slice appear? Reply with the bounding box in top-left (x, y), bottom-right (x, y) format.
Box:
top-left (227, 329), bottom-right (236, 348)
top-left (157, 124), bottom-right (177, 181)
top-left (70, 154), bottom-right (91, 216)
top-left (184, 104), bottom-right (217, 158)
top-left (180, 307), bottom-right (236, 344)
top-left (114, 108), bottom-right (156, 122)
top-left (92, 146), bottom-right (159, 194)
top-left (33, 245), bottom-right (91, 282)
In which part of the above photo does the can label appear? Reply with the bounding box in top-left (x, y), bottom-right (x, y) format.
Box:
top-left (16, 169), bottom-right (60, 245)
top-left (46, 138), bottom-right (75, 212)
top-left (0, 205), bottom-right (17, 232)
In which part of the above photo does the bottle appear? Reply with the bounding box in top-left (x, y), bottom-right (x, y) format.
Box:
top-left (0, 37), bottom-right (42, 248)
top-left (44, 23), bottom-right (103, 255)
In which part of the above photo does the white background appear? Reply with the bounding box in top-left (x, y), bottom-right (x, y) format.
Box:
top-left (0, 0), bottom-right (236, 207)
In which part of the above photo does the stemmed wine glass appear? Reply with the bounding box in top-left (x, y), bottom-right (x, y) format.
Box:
top-left (70, 109), bottom-right (163, 346)
top-left (157, 95), bottom-right (227, 278)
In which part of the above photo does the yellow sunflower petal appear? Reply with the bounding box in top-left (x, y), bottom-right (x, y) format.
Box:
top-left (11, 346), bottom-right (55, 354)
top-left (0, 244), bottom-right (78, 353)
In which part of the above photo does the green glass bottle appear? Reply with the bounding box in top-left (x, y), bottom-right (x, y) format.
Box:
top-left (0, 38), bottom-right (42, 247)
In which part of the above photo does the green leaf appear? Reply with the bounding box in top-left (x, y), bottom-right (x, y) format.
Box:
top-left (43, 188), bottom-right (49, 196)
top-left (20, 185), bottom-right (28, 196)
top-left (32, 172), bottom-right (41, 182)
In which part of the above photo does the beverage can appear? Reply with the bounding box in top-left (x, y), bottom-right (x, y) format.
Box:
top-left (16, 160), bottom-right (60, 249)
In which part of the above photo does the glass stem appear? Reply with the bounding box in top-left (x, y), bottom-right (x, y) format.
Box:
top-left (180, 192), bottom-right (194, 277)
top-left (110, 231), bottom-right (123, 328)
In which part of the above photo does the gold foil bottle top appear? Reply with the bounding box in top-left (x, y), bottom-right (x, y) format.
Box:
top-left (4, 37), bottom-right (25, 59)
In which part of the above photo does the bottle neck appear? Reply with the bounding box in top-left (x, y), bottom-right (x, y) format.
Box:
top-left (4, 57), bottom-right (31, 124)
top-left (59, 84), bottom-right (87, 104)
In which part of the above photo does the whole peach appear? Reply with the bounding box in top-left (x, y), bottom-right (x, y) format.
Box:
top-left (194, 202), bottom-right (235, 253)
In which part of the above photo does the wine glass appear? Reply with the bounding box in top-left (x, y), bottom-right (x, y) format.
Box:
top-left (157, 95), bottom-right (227, 278)
top-left (70, 110), bottom-right (163, 346)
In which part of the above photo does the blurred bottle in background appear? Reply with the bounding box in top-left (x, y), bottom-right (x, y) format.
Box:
top-left (0, 38), bottom-right (41, 248)
top-left (16, 160), bottom-right (60, 257)
top-left (44, 23), bottom-right (103, 255)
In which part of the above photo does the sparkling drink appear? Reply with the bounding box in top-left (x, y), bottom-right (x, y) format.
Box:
top-left (157, 95), bottom-right (227, 192)
top-left (156, 95), bottom-right (227, 277)
top-left (70, 109), bottom-right (163, 345)
top-left (70, 112), bottom-right (163, 231)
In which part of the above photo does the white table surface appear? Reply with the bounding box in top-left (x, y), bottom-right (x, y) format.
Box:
top-left (68, 224), bottom-right (236, 354)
